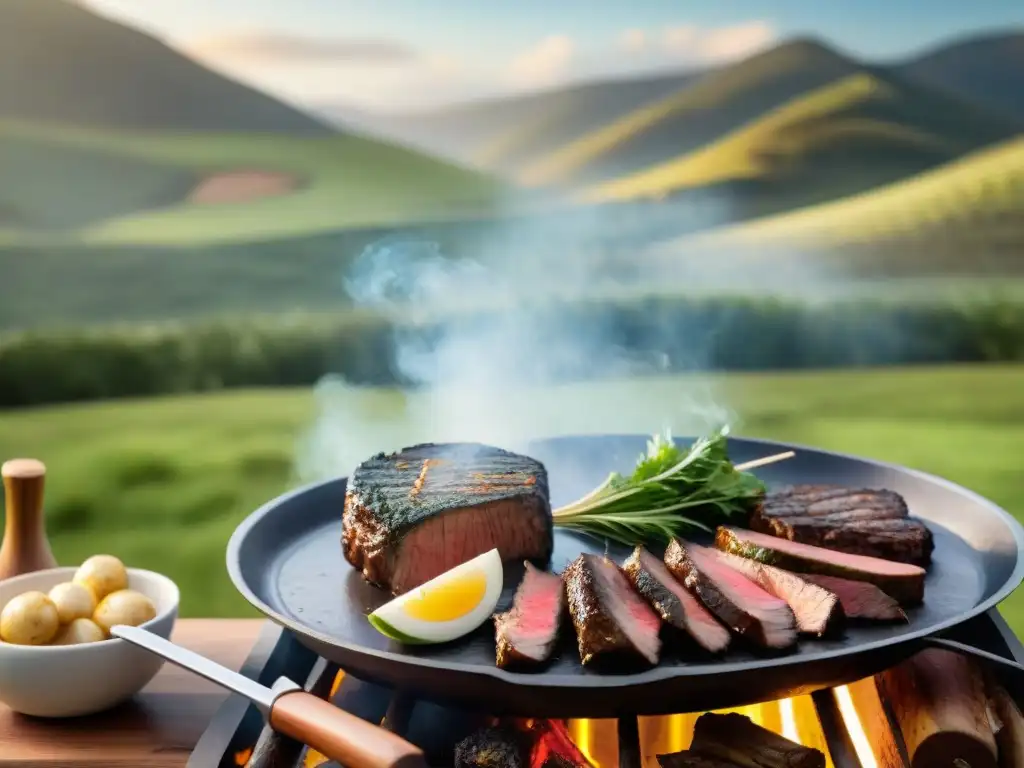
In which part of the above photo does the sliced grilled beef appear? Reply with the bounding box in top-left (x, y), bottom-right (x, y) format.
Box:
top-left (716, 526), bottom-right (926, 605)
top-left (664, 540), bottom-right (797, 650)
top-left (622, 546), bottom-right (731, 654)
top-left (564, 554), bottom-right (662, 668)
top-left (343, 443), bottom-right (553, 594)
top-left (711, 549), bottom-right (843, 636)
top-left (759, 517), bottom-right (933, 567)
top-left (689, 712), bottom-right (826, 768)
top-left (494, 562), bottom-right (566, 669)
top-left (753, 485), bottom-right (933, 566)
top-left (800, 573), bottom-right (907, 622)
top-left (455, 725), bottom-right (530, 768)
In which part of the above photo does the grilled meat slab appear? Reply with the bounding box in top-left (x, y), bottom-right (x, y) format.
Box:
top-left (716, 526), bottom-right (926, 605)
top-left (623, 547), bottom-right (731, 654)
top-left (664, 540), bottom-right (797, 651)
top-left (753, 485), bottom-right (933, 566)
top-left (711, 550), bottom-right (843, 636)
top-left (342, 443), bottom-right (553, 594)
top-left (800, 573), bottom-right (907, 622)
top-left (455, 725), bottom-right (529, 768)
top-left (564, 554), bottom-right (662, 668)
top-left (494, 562), bottom-right (566, 669)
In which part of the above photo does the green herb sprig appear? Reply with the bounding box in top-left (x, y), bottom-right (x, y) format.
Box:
top-left (551, 427), bottom-right (766, 546)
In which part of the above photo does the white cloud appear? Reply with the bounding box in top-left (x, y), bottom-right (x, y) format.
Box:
top-left (185, 31), bottom-right (416, 65)
top-left (662, 21), bottom-right (776, 64)
top-left (506, 35), bottom-right (575, 89)
top-left (620, 29), bottom-right (648, 54)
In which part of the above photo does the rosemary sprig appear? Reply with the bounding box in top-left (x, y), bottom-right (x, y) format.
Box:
top-left (552, 427), bottom-right (765, 547)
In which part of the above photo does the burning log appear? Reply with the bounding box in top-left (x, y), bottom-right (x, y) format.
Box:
top-left (684, 712), bottom-right (825, 768)
top-left (840, 678), bottom-right (907, 768)
top-left (988, 680), bottom-right (1024, 768)
top-left (876, 649), bottom-right (998, 768)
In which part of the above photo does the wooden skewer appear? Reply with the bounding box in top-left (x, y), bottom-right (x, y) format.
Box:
top-left (735, 451), bottom-right (796, 472)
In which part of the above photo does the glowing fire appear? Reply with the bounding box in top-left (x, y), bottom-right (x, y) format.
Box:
top-left (238, 668), bottom-right (844, 768)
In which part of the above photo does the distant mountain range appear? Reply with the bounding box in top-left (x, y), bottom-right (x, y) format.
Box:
top-left (322, 30), bottom-right (1024, 212)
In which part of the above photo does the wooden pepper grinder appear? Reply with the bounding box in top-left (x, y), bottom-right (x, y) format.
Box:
top-left (0, 458), bottom-right (58, 580)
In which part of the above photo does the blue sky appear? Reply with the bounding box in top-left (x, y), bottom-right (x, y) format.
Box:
top-left (83, 0), bottom-right (1023, 110)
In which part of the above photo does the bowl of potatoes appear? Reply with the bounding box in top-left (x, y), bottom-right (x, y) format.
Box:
top-left (0, 554), bottom-right (179, 717)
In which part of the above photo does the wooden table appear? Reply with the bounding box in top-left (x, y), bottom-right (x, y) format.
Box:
top-left (0, 619), bottom-right (264, 768)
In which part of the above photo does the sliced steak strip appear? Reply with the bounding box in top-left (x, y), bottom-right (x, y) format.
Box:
top-left (710, 549), bottom-right (843, 636)
top-left (800, 573), bottom-right (907, 622)
top-left (494, 562), bottom-right (566, 669)
top-left (753, 484), bottom-right (933, 567)
top-left (622, 546), bottom-right (730, 654)
top-left (664, 539), bottom-right (797, 650)
top-left (564, 553), bottom-right (662, 668)
top-left (342, 442), bottom-right (553, 594)
top-left (757, 516), bottom-right (933, 567)
top-left (689, 712), bottom-right (826, 768)
top-left (716, 526), bottom-right (926, 605)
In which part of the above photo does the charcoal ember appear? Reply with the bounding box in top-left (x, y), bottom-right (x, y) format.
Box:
top-left (454, 724), bottom-right (530, 768)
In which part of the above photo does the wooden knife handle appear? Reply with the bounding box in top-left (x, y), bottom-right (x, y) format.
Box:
top-left (269, 689), bottom-right (428, 768)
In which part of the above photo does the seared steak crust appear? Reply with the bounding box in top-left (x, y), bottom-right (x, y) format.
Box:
top-left (564, 554), bottom-right (661, 668)
top-left (343, 442), bottom-right (553, 594)
top-left (753, 485), bottom-right (933, 567)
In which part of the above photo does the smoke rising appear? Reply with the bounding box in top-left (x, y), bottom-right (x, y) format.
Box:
top-left (295, 200), bottom-right (740, 482)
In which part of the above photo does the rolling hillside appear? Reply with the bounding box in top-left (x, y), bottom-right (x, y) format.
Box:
top-left (329, 70), bottom-right (703, 171)
top-left (514, 39), bottom-right (861, 188)
top-left (664, 135), bottom-right (1024, 274)
top-left (0, 0), bottom-right (515, 242)
top-left (583, 70), bottom-right (1019, 213)
top-left (898, 30), bottom-right (1024, 121)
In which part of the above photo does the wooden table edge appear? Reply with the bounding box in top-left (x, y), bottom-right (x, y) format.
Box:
top-left (0, 618), bottom-right (267, 767)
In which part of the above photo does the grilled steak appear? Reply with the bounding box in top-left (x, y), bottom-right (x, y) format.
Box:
top-left (689, 712), bottom-right (826, 768)
top-left (753, 485), bottom-right (933, 566)
top-left (711, 550), bottom-right (843, 636)
top-left (455, 725), bottom-right (529, 768)
top-left (494, 562), bottom-right (566, 669)
top-left (716, 526), bottom-right (926, 605)
top-left (342, 443), bottom-right (553, 594)
top-left (622, 546), bottom-right (731, 654)
top-left (564, 554), bottom-right (662, 668)
top-left (800, 573), bottom-right (907, 622)
top-left (664, 540), bottom-right (797, 650)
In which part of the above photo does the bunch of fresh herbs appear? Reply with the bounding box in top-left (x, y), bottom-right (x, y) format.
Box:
top-left (552, 427), bottom-right (765, 546)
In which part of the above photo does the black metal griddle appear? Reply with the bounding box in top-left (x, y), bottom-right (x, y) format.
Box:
top-left (226, 434), bottom-right (1024, 719)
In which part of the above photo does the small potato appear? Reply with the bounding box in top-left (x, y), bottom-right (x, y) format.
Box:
top-left (48, 582), bottom-right (97, 625)
top-left (92, 589), bottom-right (157, 635)
top-left (0, 591), bottom-right (60, 645)
top-left (51, 618), bottom-right (106, 646)
top-left (73, 555), bottom-right (128, 602)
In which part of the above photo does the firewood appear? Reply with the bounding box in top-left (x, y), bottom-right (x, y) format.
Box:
top-left (688, 713), bottom-right (825, 768)
top-left (877, 649), bottom-right (998, 768)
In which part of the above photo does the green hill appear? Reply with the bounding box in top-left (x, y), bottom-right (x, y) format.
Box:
top-left (0, 121), bottom-right (511, 245)
top-left (583, 71), bottom-right (1018, 214)
top-left (335, 70), bottom-right (703, 171)
top-left (0, 0), bottom-right (331, 132)
top-left (898, 30), bottom-right (1024, 122)
top-left (667, 135), bottom-right (1024, 273)
top-left (515, 39), bottom-right (860, 188)
top-left (0, 0), bottom-right (514, 243)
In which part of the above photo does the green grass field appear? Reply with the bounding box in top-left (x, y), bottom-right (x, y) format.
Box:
top-left (1, 365), bottom-right (1022, 628)
top-left (0, 120), bottom-right (511, 246)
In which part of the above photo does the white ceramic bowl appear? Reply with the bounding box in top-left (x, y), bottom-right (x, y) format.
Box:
top-left (0, 566), bottom-right (179, 717)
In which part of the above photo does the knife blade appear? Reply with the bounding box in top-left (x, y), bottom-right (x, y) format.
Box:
top-left (111, 624), bottom-right (427, 768)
